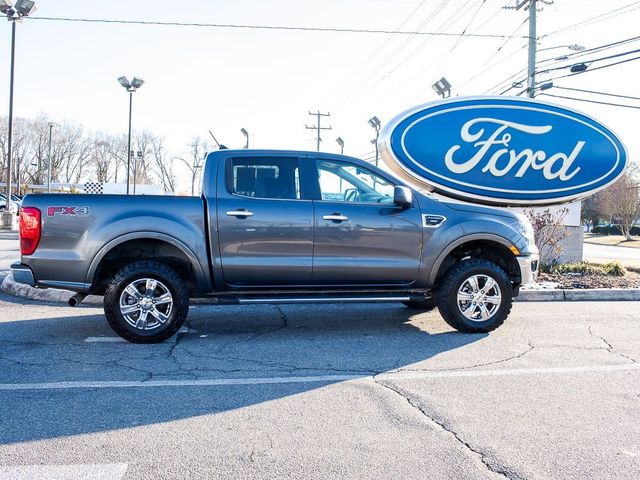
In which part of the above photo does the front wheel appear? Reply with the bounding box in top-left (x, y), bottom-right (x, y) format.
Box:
top-left (436, 258), bottom-right (513, 333)
top-left (104, 261), bottom-right (189, 343)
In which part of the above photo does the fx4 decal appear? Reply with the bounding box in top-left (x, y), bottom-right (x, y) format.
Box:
top-left (47, 206), bottom-right (90, 217)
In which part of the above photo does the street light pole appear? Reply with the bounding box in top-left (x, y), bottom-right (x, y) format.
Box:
top-left (126, 90), bottom-right (133, 194)
top-left (368, 116), bottom-right (381, 167)
top-left (2, 19), bottom-right (16, 227)
top-left (47, 122), bottom-right (54, 193)
top-left (1, 1), bottom-right (37, 228)
top-left (118, 76), bottom-right (144, 195)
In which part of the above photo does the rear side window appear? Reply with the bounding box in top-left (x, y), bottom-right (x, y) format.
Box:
top-left (229, 157), bottom-right (301, 200)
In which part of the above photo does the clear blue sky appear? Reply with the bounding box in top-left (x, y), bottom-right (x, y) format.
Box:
top-left (0, 0), bottom-right (638, 191)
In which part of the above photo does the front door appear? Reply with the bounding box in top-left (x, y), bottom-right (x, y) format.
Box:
top-left (216, 155), bottom-right (314, 286)
top-left (311, 159), bottom-right (423, 285)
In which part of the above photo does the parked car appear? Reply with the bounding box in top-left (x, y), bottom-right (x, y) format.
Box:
top-left (12, 150), bottom-right (538, 343)
top-left (0, 193), bottom-right (20, 215)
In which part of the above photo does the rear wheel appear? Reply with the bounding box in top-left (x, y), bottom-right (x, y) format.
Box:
top-left (104, 261), bottom-right (189, 343)
top-left (436, 258), bottom-right (512, 333)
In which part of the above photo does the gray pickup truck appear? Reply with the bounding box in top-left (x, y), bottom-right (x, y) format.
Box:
top-left (12, 149), bottom-right (538, 343)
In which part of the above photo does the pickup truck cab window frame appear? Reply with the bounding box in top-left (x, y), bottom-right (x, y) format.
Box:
top-left (314, 160), bottom-right (397, 205)
top-left (224, 156), bottom-right (314, 201)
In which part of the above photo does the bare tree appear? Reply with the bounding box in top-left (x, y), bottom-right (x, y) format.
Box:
top-left (177, 137), bottom-right (210, 195)
top-left (596, 167), bottom-right (640, 240)
top-left (89, 133), bottom-right (117, 183)
top-left (132, 131), bottom-right (155, 186)
top-left (149, 135), bottom-right (175, 192)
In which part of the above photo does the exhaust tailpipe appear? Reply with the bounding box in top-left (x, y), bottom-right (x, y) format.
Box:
top-left (68, 293), bottom-right (87, 307)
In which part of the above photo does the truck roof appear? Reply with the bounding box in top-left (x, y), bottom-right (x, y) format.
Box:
top-left (206, 149), bottom-right (369, 165)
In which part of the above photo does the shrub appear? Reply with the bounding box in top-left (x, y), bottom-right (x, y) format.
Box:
top-left (548, 261), bottom-right (627, 277)
top-left (604, 261), bottom-right (627, 277)
top-left (550, 262), bottom-right (606, 275)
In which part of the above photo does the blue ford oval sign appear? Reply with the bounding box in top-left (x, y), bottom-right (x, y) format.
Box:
top-left (379, 97), bottom-right (628, 206)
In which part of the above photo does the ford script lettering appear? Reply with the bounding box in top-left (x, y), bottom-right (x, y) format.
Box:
top-left (379, 97), bottom-right (628, 206)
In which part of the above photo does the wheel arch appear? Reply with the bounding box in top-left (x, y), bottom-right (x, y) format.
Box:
top-left (86, 232), bottom-right (209, 294)
top-left (427, 234), bottom-right (521, 288)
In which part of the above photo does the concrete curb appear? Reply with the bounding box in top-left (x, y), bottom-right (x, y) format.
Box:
top-left (517, 288), bottom-right (640, 302)
top-left (0, 274), bottom-right (102, 305)
top-left (2, 273), bottom-right (639, 304)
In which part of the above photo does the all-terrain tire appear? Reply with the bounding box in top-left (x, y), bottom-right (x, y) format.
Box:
top-left (104, 261), bottom-right (189, 343)
top-left (436, 258), bottom-right (513, 333)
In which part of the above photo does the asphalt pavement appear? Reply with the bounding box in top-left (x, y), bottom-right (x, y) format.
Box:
top-left (1, 293), bottom-right (639, 479)
top-left (583, 242), bottom-right (640, 268)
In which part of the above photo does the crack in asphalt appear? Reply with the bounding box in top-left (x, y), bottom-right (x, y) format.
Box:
top-left (588, 326), bottom-right (637, 363)
top-left (395, 342), bottom-right (535, 374)
top-left (373, 378), bottom-right (520, 480)
top-left (180, 347), bottom-right (380, 375)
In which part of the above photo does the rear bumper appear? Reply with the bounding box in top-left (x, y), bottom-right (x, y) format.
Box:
top-left (10, 262), bottom-right (36, 287)
top-left (517, 254), bottom-right (539, 286)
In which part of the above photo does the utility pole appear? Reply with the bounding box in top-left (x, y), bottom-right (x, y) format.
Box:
top-left (506, 0), bottom-right (552, 97)
top-left (526, 0), bottom-right (537, 97)
top-left (305, 111), bottom-right (331, 152)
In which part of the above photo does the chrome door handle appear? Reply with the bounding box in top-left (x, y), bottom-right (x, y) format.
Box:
top-left (322, 214), bottom-right (349, 222)
top-left (226, 210), bottom-right (254, 217)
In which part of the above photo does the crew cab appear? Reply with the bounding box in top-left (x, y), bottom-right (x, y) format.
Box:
top-left (12, 150), bottom-right (538, 343)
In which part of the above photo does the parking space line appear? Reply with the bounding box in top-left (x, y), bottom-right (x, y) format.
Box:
top-left (84, 337), bottom-right (126, 343)
top-left (0, 363), bottom-right (639, 391)
top-left (0, 463), bottom-right (128, 480)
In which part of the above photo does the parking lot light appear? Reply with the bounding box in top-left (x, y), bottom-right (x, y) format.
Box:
top-left (117, 75), bottom-right (145, 194)
top-left (2, 0), bottom-right (36, 229)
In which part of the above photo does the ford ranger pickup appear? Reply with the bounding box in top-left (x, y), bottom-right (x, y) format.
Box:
top-left (12, 149), bottom-right (538, 343)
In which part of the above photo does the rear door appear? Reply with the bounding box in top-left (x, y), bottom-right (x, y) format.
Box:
top-left (311, 158), bottom-right (423, 285)
top-left (216, 155), bottom-right (315, 286)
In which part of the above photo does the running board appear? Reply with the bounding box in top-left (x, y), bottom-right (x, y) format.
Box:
top-left (194, 294), bottom-right (428, 305)
top-left (237, 296), bottom-right (414, 304)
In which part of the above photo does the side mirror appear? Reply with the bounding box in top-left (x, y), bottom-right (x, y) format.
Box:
top-left (393, 186), bottom-right (412, 208)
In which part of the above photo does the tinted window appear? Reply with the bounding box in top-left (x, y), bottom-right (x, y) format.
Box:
top-left (230, 157), bottom-right (301, 200)
top-left (316, 160), bottom-right (395, 204)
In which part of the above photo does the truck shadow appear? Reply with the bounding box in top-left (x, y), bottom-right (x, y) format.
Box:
top-left (0, 303), bottom-right (487, 445)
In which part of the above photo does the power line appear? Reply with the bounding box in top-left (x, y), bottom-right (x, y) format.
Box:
top-left (321, 0), bottom-right (433, 107)
top-left (456, 18), bottom-right (528, 93)
top-left (553, 86), bottom-right (640, 102)
top-left (365, 0), bottom-right (488, 96)
top-left (541, 1), bottom-right (640, 38)
top-left (26, 15), bottom-right (527, 38)
top-left (327, 0), bottom-right (453, 110)
top-left (538, 34), bottom-right (640, 66)
top-left (488, 34), bottom-right (640, 95)
top-left (539, 93), bottom-right (640, 110)
top-left (537, 47), bottom-right (640, 75)
top-left (546, 54), bottom-right (640, 82)
top-left (416, 0), bottom-right (490, 91)
top-left (496, 47), bottom-right (640, 95)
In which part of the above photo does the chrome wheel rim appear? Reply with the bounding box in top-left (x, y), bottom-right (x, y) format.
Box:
top-left (456, 274), bottom-right (501, 322)
top-left (119, 278), bottom-right (173, 331)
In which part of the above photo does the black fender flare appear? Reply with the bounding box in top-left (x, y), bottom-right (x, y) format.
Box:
top-left (85, 231), bottom-right (210, 292)
top-left (427, 233), bottom-right (516, 287)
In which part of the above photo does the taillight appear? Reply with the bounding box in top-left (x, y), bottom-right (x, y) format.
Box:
top-left (19, 207), bottom-right (41, 255)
